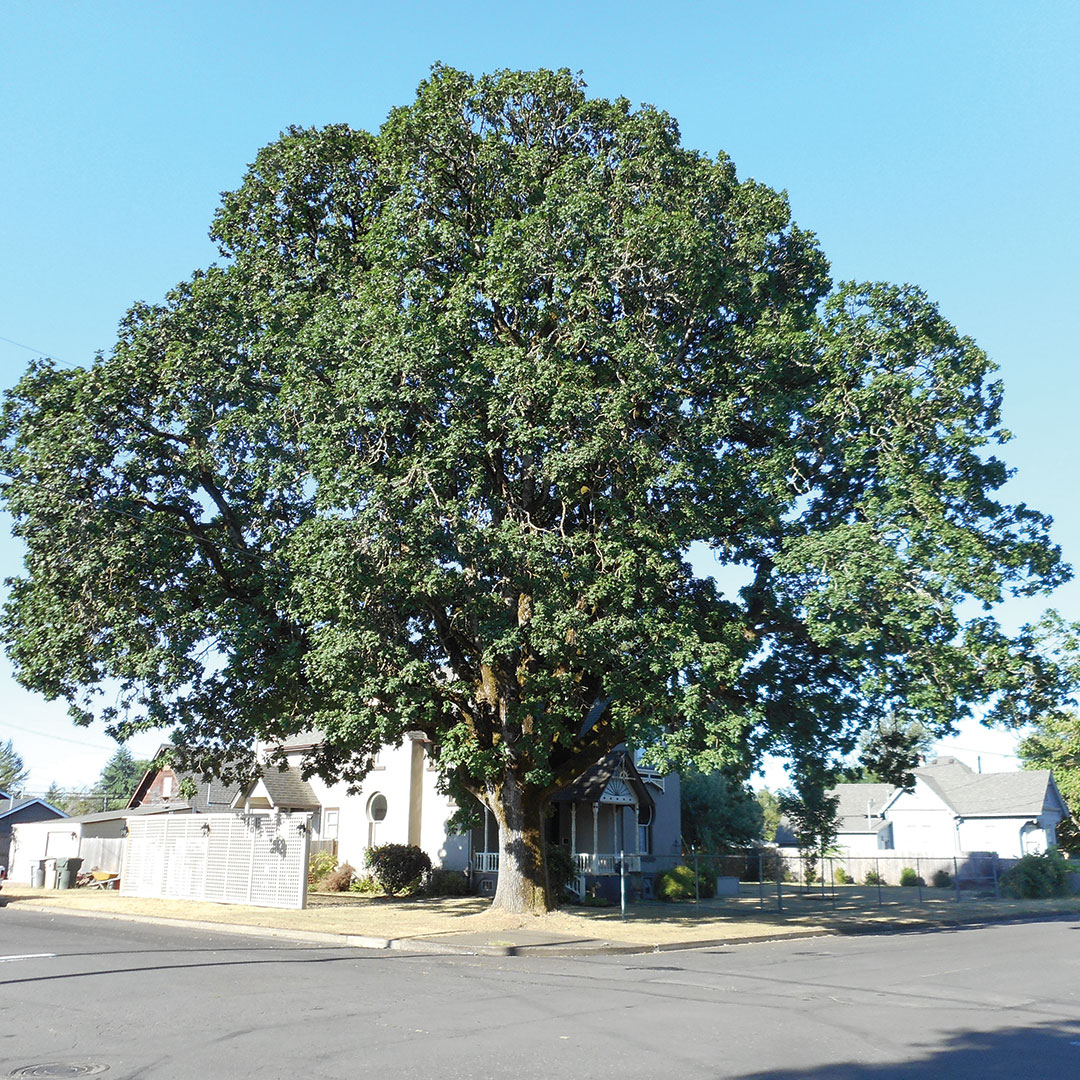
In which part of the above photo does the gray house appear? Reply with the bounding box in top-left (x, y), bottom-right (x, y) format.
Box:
top-left (471, 749), bottom-right (682, 901)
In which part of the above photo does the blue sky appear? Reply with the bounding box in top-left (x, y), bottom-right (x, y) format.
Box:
top-left (2, 2), bottom-right (1077, 790)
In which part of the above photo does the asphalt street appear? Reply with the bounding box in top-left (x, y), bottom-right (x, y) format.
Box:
top-left (1, 908), bottom-right (1078, 1079)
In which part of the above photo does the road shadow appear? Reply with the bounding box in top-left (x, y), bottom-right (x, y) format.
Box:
top-left (734, 1019), bottom-right (1080, 1080)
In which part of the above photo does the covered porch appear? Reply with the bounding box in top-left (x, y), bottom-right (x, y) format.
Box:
top-left (471, 751), bottom-right (655, 900)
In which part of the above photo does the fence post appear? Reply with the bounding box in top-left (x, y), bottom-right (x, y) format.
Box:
top-left (758, 853), bottom-right (765, 911)
top-left (992, 854), bottom-right (999, 899)
top-left (875, 857), bottom-right (882, 906)
top-left (776, 852), bottom-right (783, 913)
top-left (693, 846), bottom-right (700, 903)
top-left (953, 855), bottom-right (960, 903)
top-left (619, 849), bottom-right (626, 922)
top-left (917, 857), bottom-right (923, 903)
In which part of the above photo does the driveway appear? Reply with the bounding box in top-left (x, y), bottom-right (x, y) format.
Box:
top-left (1, 909), bottom-right (1078, 1078)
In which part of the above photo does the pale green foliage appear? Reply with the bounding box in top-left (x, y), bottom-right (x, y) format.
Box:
top-left (755, 788), bottom-right (782, 843)
top-left (848, 714), bottom-right (934, 787)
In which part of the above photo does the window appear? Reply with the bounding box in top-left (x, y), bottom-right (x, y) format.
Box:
top-left (638, 823), bottom-right (651, 854)
top-left (322, 808), bottom-right (340, 840)
top-left (367, 793), bottom-right (387, 849)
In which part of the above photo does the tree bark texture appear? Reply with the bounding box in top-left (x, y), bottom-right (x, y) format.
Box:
top-left (489, 766), bottom-right (551, 915)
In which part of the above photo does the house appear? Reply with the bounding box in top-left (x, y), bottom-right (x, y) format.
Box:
top-left (832, 783), bottom-right (896, 854)
top-left (217, 732), bottom-right (680, 898)
top-left (470, 749), bottom-right (681, 901)
top-left (127, 748), bottom-right (242, 813)
top-left (882, 757), bottom-right (1069, 857)
top-left (821, 758), bottom-right (1071, 860)
top-left (0, 789), bottom-right (67, 872)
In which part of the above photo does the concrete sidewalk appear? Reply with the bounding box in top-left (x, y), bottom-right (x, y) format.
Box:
top-left (3, 884), bottom-right (1077, 956)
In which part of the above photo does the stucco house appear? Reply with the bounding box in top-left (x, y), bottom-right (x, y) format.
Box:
top-left (132, 732), bottom-right (681, 899)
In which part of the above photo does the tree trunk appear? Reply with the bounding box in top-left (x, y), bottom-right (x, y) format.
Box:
top-left (489, 766), bottom-right (551, 914)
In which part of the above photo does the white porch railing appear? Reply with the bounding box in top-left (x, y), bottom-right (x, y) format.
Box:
top-left (575, 852), bottom-right (641, 874)
top-left (472, 852), bottom-right (641, 875)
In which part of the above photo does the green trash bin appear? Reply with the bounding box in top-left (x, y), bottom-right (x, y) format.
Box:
top-left (55, 856), bottom-right (83, 890)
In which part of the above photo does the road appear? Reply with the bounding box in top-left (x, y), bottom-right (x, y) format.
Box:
top-left (1, 908), bottom-right (1078, 1079)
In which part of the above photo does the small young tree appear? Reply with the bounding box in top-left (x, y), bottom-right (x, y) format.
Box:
top-left (779, 771), bottom-right (841, 877)
top-left (755, 788), bottom-right (782, 843)
top-left (0, 739), bottom-right (28, 793)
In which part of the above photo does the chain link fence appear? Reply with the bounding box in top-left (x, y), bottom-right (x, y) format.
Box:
top-left (639, 848), bottom-right (1019, 912)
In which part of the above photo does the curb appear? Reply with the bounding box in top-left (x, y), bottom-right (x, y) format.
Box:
top-left (7, 898), bottom-right (1076, 958)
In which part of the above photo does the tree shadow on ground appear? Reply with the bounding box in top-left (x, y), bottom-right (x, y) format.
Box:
top-left (734, 1020), bottom-right (1080, 1080)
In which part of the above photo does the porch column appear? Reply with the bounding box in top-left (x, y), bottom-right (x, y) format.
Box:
top-left (571, 803), bottom-right (577, 857)
top-left (592, 802), bottom-right (599, 863)
top-left (634, 805), bottom-right (641, 854)
top-left (483, 806), bottom-right (490, 854)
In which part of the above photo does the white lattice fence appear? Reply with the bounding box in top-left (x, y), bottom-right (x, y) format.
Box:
top-left (122, 813), bottom-right (311, 909)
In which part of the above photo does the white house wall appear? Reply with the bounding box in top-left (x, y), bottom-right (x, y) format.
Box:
top-left (885, 780), bottom-right (961, 854)
top-left (281, 739), bottom-right (468, 873)
top-left (838, 831), bottom-right (888, 857)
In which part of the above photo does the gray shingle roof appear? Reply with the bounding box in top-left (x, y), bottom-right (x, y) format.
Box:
top-left (236, 766), bottom-right (320, 811)
top-left (834, 783), bottom-right (896, 834)
top-left (914, 758), bottom-right (1065, 817)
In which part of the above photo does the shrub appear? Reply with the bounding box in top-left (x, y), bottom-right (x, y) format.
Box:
top-left (577, 894), bottom-right (612, 907)
top-left (656, 864), bottom-right (716, 901)
top-left (308, 850), bottom-right (338, 886)
top-left (365, 843), bottom-right (432, 896)
top-left (1001, 848), bottom-right (1071, 899)
top-left (931, 868), bottom-right (953, 889)
top-left (323, 862), bottom-right (356, 892)
top-left (423, 868), bottom-right (471, 897)
top-left (899, 866), bottom-right (924, 887)
top-left (864, 869), bottom-right (884, 886)
top-left (834, 867), bottom-right (854, 885)
top-left (545, 843), bottom-right (578, 905)
top-left (349, 874), bottom-right (380, 894)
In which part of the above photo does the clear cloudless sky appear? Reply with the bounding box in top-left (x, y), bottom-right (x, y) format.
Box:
top-left (1, 1), bottom-right (1077, 791)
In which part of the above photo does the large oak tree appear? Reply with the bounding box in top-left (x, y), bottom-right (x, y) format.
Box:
top-left (1, 67), bottom-right (1071, 912)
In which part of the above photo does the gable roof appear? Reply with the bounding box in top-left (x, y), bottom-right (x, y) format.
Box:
top-left (833, 783), bottom-right (896, 834)
top-left (128, 746), bottom-right (244, 813)
top-left (0, 796), bottom-right (67, 822)
top-left (551, 749), bottom-right (655, 819)
top-left (233, 766), bottom-right (320, 811)
top-left (912, 757), bottom-right (1067, 818)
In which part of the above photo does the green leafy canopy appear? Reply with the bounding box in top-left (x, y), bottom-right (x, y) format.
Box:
top-left (0, 66), bottom-right (1072, 815)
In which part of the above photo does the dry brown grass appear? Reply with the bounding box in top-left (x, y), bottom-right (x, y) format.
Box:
top-left (3, 883), bottom-right (1077, 948)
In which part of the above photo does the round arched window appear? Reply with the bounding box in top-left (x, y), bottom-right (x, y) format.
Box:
top-left (367, 793), bottom-right (387, 822)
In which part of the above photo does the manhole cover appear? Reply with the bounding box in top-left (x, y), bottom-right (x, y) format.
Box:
top-left (9, 1066), bottom-right (109, 1078)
